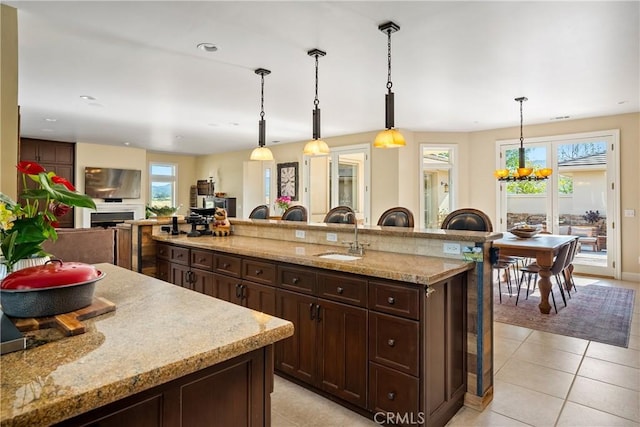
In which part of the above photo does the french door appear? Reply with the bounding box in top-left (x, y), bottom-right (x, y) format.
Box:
top-left (497, 130), bottom-right (619, 278)
top-left (303, 144), bottom-right (371, 224)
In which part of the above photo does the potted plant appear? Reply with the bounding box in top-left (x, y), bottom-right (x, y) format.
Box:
top-left (0, 161), bottom-right (96, 276)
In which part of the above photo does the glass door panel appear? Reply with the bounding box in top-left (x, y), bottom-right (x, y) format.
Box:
top-left (420, 145), bottom-right (455, 228)
top-left (555, 140), bottom-right (608, 273)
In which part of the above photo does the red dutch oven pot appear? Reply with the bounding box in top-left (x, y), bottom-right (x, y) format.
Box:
top-left (0, 260), bottom-right (105, 318)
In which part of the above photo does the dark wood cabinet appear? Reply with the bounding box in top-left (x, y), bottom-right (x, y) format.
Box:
top-left (55, 347), bottom-right (271, 427)
top-left (155, 241), bottom-right (467, 426)
top-left (115, 226), bottom-right (132, 270)
top-left (275, 288), bottom-right (317, 384)
top-left (275, 266), bottom-right (368, 409)
top-left (19, 138), bottom-right (76, 228)
top-left (316, 298), bottom-right (367, 408)
top-left (156, 243), bottom-right (276, 317)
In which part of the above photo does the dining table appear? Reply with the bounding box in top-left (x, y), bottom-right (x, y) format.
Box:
top-left (493, 233), bottom-right (579, 314)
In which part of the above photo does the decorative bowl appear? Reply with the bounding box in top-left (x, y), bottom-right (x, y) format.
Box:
top-left (509, 227), bottom-right (541, 239)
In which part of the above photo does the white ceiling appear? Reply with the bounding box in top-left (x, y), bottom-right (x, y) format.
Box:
top-left (6, 1), bottom-right (639, 156)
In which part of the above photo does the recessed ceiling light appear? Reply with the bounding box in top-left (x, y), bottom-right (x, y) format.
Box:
top-left (176, 135), bottom-right (183, 139)
top-left (44, 118), bottom-right (57, 122)
top-left (197, 43), bottom-right (218, 52)
top-left (80, 95), bottom-right (96, 100)
top-left (550, 115), bottom-right (570, 121)
top-left (618, 100), bottom-right (628, 105)
top-left (272, 140), bottom-right (280, 144)
top-left (229, 122), bottom-right (239, 126)
top-left (123, 142), bottom-right (131, 146)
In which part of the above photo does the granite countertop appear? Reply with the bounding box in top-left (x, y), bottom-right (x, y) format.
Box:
top-left (0, 264), bottom-right (294, 427)
top-left (153, 234), bottom-right (475, 285)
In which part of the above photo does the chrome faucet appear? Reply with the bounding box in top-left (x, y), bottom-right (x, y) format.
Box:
top-left (345, 212), bottom-right (367, 255)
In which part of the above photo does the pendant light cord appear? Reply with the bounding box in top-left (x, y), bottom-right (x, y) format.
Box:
top-left (386, 29), bottom-right (393, 92)
top-left (314, 54), bottom-right (320, 107)
top-left (260, 73), bottom-right (265, 120)
top-left (519, 98), bottom-right (524, 148)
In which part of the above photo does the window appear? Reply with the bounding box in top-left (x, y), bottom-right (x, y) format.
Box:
top-left (149, 163), bottom-right (177, 208)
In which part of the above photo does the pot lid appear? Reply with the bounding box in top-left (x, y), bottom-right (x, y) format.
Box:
top-left (1, 260), bottom-right (102, 291)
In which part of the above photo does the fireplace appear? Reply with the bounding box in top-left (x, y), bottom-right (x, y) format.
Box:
top-left (82, 203), bottom-right (145, 228)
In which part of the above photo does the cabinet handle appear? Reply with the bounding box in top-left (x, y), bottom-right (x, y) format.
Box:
top-left (255, 269), bottom-right (263, 275)
top-left (177, 253), bottom-right (183, 258)
top-left (337, 287), bottom-right (344, 294)
top-left (387, 392), bottom-right (396, 401)
top-left (387, 339), bottom-right (395, 347)
top-left (199, 257), bottom-right (206, 263)
top-left (309, 303), bottom-right (315, 320)
top-left (387, 296), bottom-right (395, 305)
top-left (292, 277), bottom-right (299, 284)
top-left (235, 283), bottom-right (242, 298)
top-left (241, 284), bottom-right (247, 299)
top-left (223, 262), bottom-right (230, 268)
top-left (316, 304), bottom-right (321, 322)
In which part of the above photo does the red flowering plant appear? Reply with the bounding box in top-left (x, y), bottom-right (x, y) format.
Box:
top-left (0, 161), bottom-right (96, 273)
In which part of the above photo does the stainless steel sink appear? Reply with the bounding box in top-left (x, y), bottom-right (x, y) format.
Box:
top-left (316, 253), bottom-right (362, 261)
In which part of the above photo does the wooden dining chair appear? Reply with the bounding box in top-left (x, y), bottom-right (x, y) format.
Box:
top-left (516, 242), bottom-right (572, 313)
top-left (281, 205), bottom-right (308, 222)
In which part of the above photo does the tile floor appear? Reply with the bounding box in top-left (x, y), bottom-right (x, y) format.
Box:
top-left (271, 275), bottom-right (640, 426)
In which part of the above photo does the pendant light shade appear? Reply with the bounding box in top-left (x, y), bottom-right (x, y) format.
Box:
top-left (303, 49), bottom-right (330, 156)
top-left (250, 68), bottom-right (274, 161)
top-left (374, 21), bottom-right (405, 149)
top-left (494, 97), bottom-right (552, 181)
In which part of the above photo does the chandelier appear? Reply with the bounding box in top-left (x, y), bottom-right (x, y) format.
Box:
top-left (495, 97), bottom-right (552, 181)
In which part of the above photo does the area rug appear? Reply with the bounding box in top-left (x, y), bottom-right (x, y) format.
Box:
top-left (493, 283), bottom-right (635, 348)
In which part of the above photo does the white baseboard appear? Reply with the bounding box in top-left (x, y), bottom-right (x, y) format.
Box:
top-left (621, 271), bottom-right (640, 283)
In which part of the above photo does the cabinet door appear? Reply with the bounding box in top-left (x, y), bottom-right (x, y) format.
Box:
top-left (423, 275), bottom-right (467, 426)
top-left (316, 298), bottom-right (367, 408)
top-left (275, 289), bottom-right (317, 384)
top-left (210, 273), bottom-right (241, 304)
top-left (243, 280), bottom-right (276, 316)
top-left (191, 268), bottom-right (214, 295)
top-left (156, 259), bottom-right (170, 283)
top-left (170, 263), bottom-right (191, 289)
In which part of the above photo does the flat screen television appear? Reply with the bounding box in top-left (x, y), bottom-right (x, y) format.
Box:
top-left (84, 167), bottom-right (141, 200)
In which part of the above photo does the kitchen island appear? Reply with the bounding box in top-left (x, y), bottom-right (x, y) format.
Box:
top-left (0, 264), bottom-right (294, 427)
top-left (150, 219), bottom-right (501, 427)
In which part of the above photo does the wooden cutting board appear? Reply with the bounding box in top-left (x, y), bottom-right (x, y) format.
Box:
top-left (10, 297), bottom-right (116, 336)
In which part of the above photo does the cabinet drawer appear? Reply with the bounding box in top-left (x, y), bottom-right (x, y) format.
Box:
top-left (277, 265), bottom-right (316, 294)
top-left (317, 272), bottom-right (367, 307)
top-left (369, 281), bottom-right (420, 320)
top-left (243, 259), bottom-right (276, 285)
top-left (369, 312), bottom-right (419, 376)
top-left (169, 246), bottom-right (190, 266)
top-left (368, 362), bottom-right (419, 416)
top-left (191, 249), bottom-right (214, 271)
top-left (214, 253), bottom-right (242, 277)
top-left (156, 243), bottom-right (170, 260)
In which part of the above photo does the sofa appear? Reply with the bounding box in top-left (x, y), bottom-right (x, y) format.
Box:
top-left (42, 228), bottom-right (115, 264)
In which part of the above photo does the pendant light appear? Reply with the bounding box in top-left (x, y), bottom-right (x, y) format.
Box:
top-left (373, 21), bottom-right (405, 149)
top-left (303, 49), bottom-right (330, 156)
top-left (250, 68), bottom-right (274, 161)
top-left (494, 97), bottom-right (552, 181)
